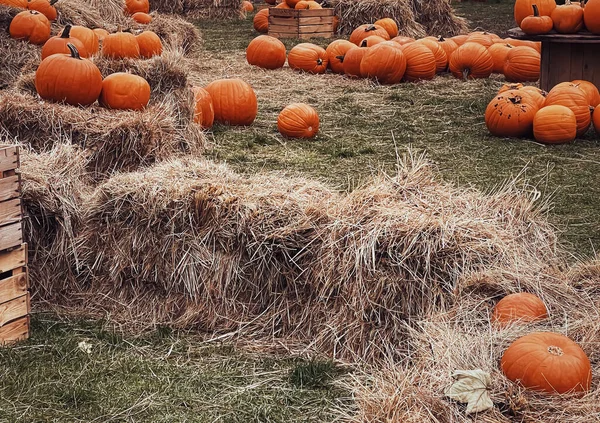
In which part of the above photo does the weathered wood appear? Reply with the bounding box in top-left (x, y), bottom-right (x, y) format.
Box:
top-left (0, 244), bottom-right (27, 274)
top-left (298, 16), bottom-right (334, 24)
top-left (0, 221), bottom-right (22, 251)
top-left (0, 316), bottom-right (29, 345)
top-left (269, 7), bottom-right (334, 38)
top-left (0, 198), bottom-right (21, 228)
top-left (0, 175), bottom-right (20, 202)
top-left (0, 146), bottom-right (19, 174)
top-left (0, 272), bottom-right (28, 305)
top-left (298, 31), bottom-right (333, 39)
top-left (298, 23), bottom-right (333, 32)
top-left (269, 8), bottom-right (333, 17)
top-left (0, 295), bottom-right (29, 327)
top-left (508, 27), bottom-right (600, 43)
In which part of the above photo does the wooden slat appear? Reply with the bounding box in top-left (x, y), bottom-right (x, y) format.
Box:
top-left (0, 221), bottom-right (22, 251)
top-left (0, 272), bottom-right (28, 305)
top-left (0, 198), bottom-right (21, 227)
top-left (540, 41), bottom-right (550, 91)
top-left (0, 316), bottom-right (29, 345)
top-left (508, 27), bottom-right (600, 43)
top-left (298, 16), bottom-right (333, 24)
top-left (269, 25), bottom-right (299, 33)
top-left (269, 17), bottom-right (299, 25)
top-left (298, 23), bottom-right (333, 32)
top-left (0, 175), bottom-right (20, 202)
top-left (0, 295), bottom-right (29, 326)
top-left (269, 8), bottom-right (333, 17)
top-left (0, 146), bottom-right (19, 174)
top-left (547, 43), bottom-right (572, 89)
top-left (570, 43), bottom-right (585, 81)
top-left (582, 44), bottom-right (600, 88)
top-left (269, 31), bottom-right (299, 38)
top-left (0, 244), bottom-right (27, 274)
top-left (298, 31), bottom-right (333, 39)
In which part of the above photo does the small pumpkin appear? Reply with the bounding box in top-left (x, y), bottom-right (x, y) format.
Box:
top-left (242, 0), bottom-right (254, 11)
top-left (246, 35), bottom-right (286, 70)
top-left (41, 25), bottom-right (89, 60)
top-left (485, 89), bottom-right (538, 137)
top-left (349, 24), bottom-right (389, 46)
top-left (102, 27), bottom-right (140, 59)
top-left (35, 43), bottom-right (103, 106)
top-left (287, 43), bottom-right (328, 74)
top-left (132, 12), bottom-right (153, 24)
top-left (70, 25), bottom-right (99, 55)
top-left (449, 42), bottom-right (493, 80)
top-left (343, 45), bottom-right (369, 78)
top-left (534, 105), bottom-right (577, 144)
top-left (401, 42), bottom-right (436, 82)
top-left (27, 0), bottom-right (58, 20)
top-left (503, 46), bottom-right (540, 82)
top-left (0, 0), bottom-right (27, 8)
top-left (93, 28), bottom-right (110, 41)
top-left (391, 36), bottom-right (414, 46)
top-left (584, 0), bottom-right (600, 34)
top-left (9, 10), bottom-right (51, 45)
top-left (136, 30), bottom-right (162, 58)
top-left (204, 78), bottom-right (258, 126)
top-left (514, 0), bottom-right (556, 26)
top-left (521, 4), bottom-right (553, 34)
top-left (359, 35), bottom-right (386, 47)
top-left (360, 42), bottom-right (406, 84)
top-left (99, 72), bottom-right (151, 110)
top-left (545, 82), bottom-right (591, 136)
top-left (415, 38), bottom-right (448, 73)
top-left (501, 332), bottom-right (591, 394)
top-left (488, 43), bottom-right (514, 74)
top-left (551, 0), bottom-right (583, 33)
top-left (295, 1), bottom-right (321, 8)
top-left (492, 292), bottom-right (548, 326)
top-left (572, 80), bottom-right (600, 106)
top-left (277, 103), bottom-right (319, 138)
top-left (374, 18), bottom-right (398, 38)
top-left (192, 86), bottom-right (215, 129)
top-left (253, 8), bottom-right (268, 33)
top-left (125, 0), bottom-right (149, 14)
top-left (325, 39), bottom-right (355, 74)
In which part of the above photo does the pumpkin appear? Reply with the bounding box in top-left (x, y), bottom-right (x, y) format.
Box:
top-left (132, 12), bottom-right (153, 24)
top-left (9, 10), bottom-right (50, 45)
top-left (192, 86), bottom-right (214, 129)
top-left (275, 1), bottom-right (290, 7)
top-left (326, 39), bottom-right (355, 74)
top-left (35, 43), bottom-right (103, 106)
top-left (102, 28), bottom-right (140, 59)
top-left (514, 0), bottom-right (556, 26)
top-left (27, 0), bottom-right (57, 20)
top-left (136, 30), bottom-right (162, 58)
top-left (295, 1), bottom-right (321, 8)
top-left (488, 43), bottom-right (514, 74)
top-left (98, 72), bottom-right (150, 110)
top-left (349, 24), bottom-right (390, 46)
top-left (246, 35), bottom-right (286, 70)
top-left (277, 103), bottom-right (319, 138)
top-left (501, 332), bottom-right (591, 394)
top-left (584, 0), bottom-right (600, 33)
top-left (359, 35), bottom-right (386, 47)
top-left (545, 82), bottom-right (591, 136)
top-left (521, 4), bottom-right (553, 34)
top-left (401, 42), bottom-right (436, 81)
top-left (498, 83), bottom-right (524, 94)
top-left (465, 32), bottom-right (494, 48)
top-left (93, 28), bottom-right (109, 41)
top-left (125, 0), bottom-right (149, 14)
top-left (551, 0), bottom-right (583, 33)
top-left (594, 102), bottom-right (600, 132)
top-left (374, 18), bottom-right (398, 38)
top-left (391, 36), bottom-right (414, 46)
top-left (449, 42), bottom-right (493, 80)
top-left (430, 36), bottom-right (458, 61)
top-left (287, 43), bottom-right (328, 74)
top-left (242, 0), bottom-right (254, 11)
top-left (534, 105), bottom-right (577, 144)
top-left (0, 0), bottom-right (27, 8)
top-left (521, 86), bottom-right (548, 109)
top-left (253, 8), bottom-right (269, 33)
top-left (450, 34), bottom-right (468, 46)
top-left (204, 78), bottom-right (257, 126)
top-left (415, 38), bottom-right (447, 73)
top-left (572, 80), bottom-right (600, 106)
top-left (504, 37), bottom-right (541, 53)
top-left (343, 45), bottom-right (368, 78)
top-left (41, 25), bottom-right (88, 60)
top-left (503, 46), bottom-right (540, 82)
top-left (70, 26), bottom-right (99, 55)
top-left (485, 89), bottom-right (538, 137)
top-left (359, 42), bottom-right (406, 84)
top-left (284, 0), bottom-right (300, 8)
top-left (492, 292), bottom-right (548, 326)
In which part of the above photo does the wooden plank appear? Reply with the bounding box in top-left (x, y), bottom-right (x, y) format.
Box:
top-left (298, 16), bottom-right (334, 24)
top-left (296, 8), bottom-right (333, 16)
top-left (582, 44), bottom-right (600, 90)
top-left (507, 27), bottom-right (600, 43)
top-left (0, 221), bottom-right (22, 251)
top-left (0, 244), bottom-right (27, 274)
top-left (269, 8), bottom-right (333, 17)
top-left (0, 272), bottom-right (28, 305)
top-left (269, 17), bottom-right (299, 25)
top-left (0, 316), bottom-right (29, 345)
top-left (0, 146), bottom-right (18, 174)
top-left (0, 175), bottom-right (20, 202)
top-left (268, 24), bottom-right (299, 32)
top-left (0, 198), bottom-right (21, 228)
top-left (269, 31), bottom-right (299, 38)
top-left (0, 295), bottom-right (29, 327)
top-left (546, 42), bottom-right (573, 88)
top-left (570, 43), bottom-right (585, 81)
top-left (299, 24), bottom-right (333, 32)
top-left (298, 31), bottom-right (333, 39)
top-left (269, 8), bottom-right (299, 17)
top-left (540, 41), bottom-right (550, 91)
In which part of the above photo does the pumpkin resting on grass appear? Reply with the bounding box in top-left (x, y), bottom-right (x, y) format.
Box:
top-left (485, 89), bottom-right (538, 137)
top-left (246, 35), bottom-right (287, 70)
top-left (204, 78), bottom-right (257, 126)
top-left (449, 42), bottom-right (493, 80)
top-left (545, 82), bottom-right (591, 137)
top-left (349, 24), bottom-right (389, 45)
top-left (533, 105), bottom-right (577, 144)
top-left (360, 42), bottom-right (406, 84)
top-left (287, 43), bottom-right (328, 74)
top-left (192, 86), bottom-right (215, 129)
top-left (253, 9), bottom-right (269, 33)
top-left (277, 103), bottom-right (319, 138)
top-left (99, 73), bottom-right (151, 110)
top-left (401, 42), bottom-right (436, 81)
top-left (325, 39), bottom-right (355, 74)
top-left (503, 46), bottom-right (540, 82)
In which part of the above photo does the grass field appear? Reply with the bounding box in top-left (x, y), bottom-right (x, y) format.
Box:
top-left (1, 2), bottom-right (599, 422)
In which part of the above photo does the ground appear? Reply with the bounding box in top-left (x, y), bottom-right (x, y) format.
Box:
top-left (1, 1), bottom-right (599, 421)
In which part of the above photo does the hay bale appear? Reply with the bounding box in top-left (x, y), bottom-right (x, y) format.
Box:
top-left (55, 0), bottom-right (127, 28)
top-left (138, 14), bottom-right (202, 54)
top-left (414, 0), bottom-right (468, 37)
top-left (149, 0), bottom-right (243, 20)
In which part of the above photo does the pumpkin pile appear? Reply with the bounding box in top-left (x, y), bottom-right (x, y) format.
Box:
top-left (517, 0), bottom-right (600, 35)
top-left (485, 80), bottom-right (599, 144)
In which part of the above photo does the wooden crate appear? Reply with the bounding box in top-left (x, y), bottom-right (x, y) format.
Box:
top-left (0, 145), bottom-right (22, 252)
top-left (268, 8), bottom-right (334, 39)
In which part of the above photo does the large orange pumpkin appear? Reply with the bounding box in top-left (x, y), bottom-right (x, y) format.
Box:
top-left (415, 38), bottom-right (447, 73)
top-left (99, 72), bottom-right (151, 110)
top-left (391, 36), bottom-right (415, 46)
top-left (349, 24), bottom-right (389, 46)
top-left (545, 82), bottom-right (592, 136)
top-left (277, 103), bottom-right (319, 138)
top-left (35, 43), bottom-right (103, 106)
top-left (287, 43), bottom-right (328, 74)
top-left (192, 86), bottom-right (215, 129)
top-left (41, 25), bottom-right (88, 60)
top-left (325, 39), bottom-right (355, 74)
top-left (360, 42), bottom-right (406, 84)
top-left (102, 28), bottom-right (140, 59)
top-left (449, 42), bottom-right (493, 80)
top-left (430, 36), bottom-right (458, 61)
top-left (521, 86), bottom-right (548, 109)
top-left (504, 37), bottom-right (541, 53)
top-left (70, 26), bottom-right (99, 55)
top-left (534, 105), bottom-right (577, 144)
top-left (401, 42), bottom-right (436, 81)
top-left (492, 292), bottom-right (548, 326)
top-left (485, 89), bottom-right (538, 137)
top-left (450, 34), bottom-right (468, 46)
top-left (501, 332), bottom-right (591, 394)
top-left (246, 35), bottom-right (286, 70)
top-left (253, 8), bottom-right (269, 33)
top-left (204, 79), bottom-right (258, 126)
top-left (514, 0), bottom-right (556, 26)
top-left (136, 30), bottom-right (163, 58)
top-left (374, 18), bottom-right (398, 38)
top-left (503, 46), bottom-right (540, 82)
top-left (9, 10), bottom-right (51, 45)
top-left (125, 0), bottom-right (149, 14)
top-left (551, 0), bottom-right (583, 33)
top-left (488, 43), bottom-right (514, 74)
top-left (572, 80), bottom-right (600, 106)
top-left (27, 0), bottom-right (58, 21)
top-left (465, 32), bottom-right (494, 48)
top-left (343, 46), bottom-right (368, 78)
top-left (93, 28), bottom-right (110, 41)
top-left (583, 0), bottom-right (600, 33)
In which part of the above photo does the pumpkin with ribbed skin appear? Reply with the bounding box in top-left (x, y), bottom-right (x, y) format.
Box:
top-left (485, 89), bottom-right (538, 137)
top-left (70, 26), bottom-right (99, 55)
top-left (204, 79), bottom-right (257, 126)
top-left (253, 8), bottom-right (268, 33)
top-left (572, 80), bottom-right (600, 106)
top-left (514, 0), bottom-right (556, 26)
top-left (449, 42), bottom-right (493, 80)
top-left (326, 39), bottom-right (355, 74)
top-left (466, 32), bottom-right (494, 48)
top-left (415, 38), bottom-right (447, 73)
top-left (498, 83), bottom-right (524, 94)
top-left (594, 102), bottom-right (600, 132)
top-left (0, 0), bottom-right (27, 8)
top-left (503, 46), bottom-right (540, 82)
top-left (521, 86), bottom-right (547, 109)
top-left (93, 28), bottom-right (109, 41)
top-left (99, 73), bottom-right (150, 110)
top-left (521, 5), bottom-right (553, 34)
top-left (501, 332), bottom-right (591, 394)
top-left (343, 46), bottom-right (368, 77)
top-left (132, 12), bottom-right (152, 24)
top-left (242, 0), bottom-right (253, 11)
top-left (430, 36), bottom-right (457, 61)
top-left (534, 105), bottom-right (577, 144)
top-left (27, 0), bottom-right (57, 20)
top-left (295, 1), bottom-right (321, 8)
top-left (125, 0), bottom-right (149, 14)
top-left (288, 43), bottom-right (328, 74)
top-left (278, 103), bottom-right (319, 138)
top-left (584, 0), bottom-right (600, 33)
top-left (504, 37), bottom-right (541, 53)
top-left (451, 34), bottom-right (468, 46)
top-left (359, 35), bottom-right (386, 47)
top-left (391, 36), bottom-right (414, 46)
top-left (192, 86), bottom-right (214, 129)
top-left (35, 43), bottom-right (103, 106)
top-left (360, 42), bottom-right (406, 84)
top-left (9, 10), bottom-right (50, 45)
top-left (103, 28), bottom-right (140, 59)
top-left (489, 43), bottom-right (513, 74)
top-left (551, 0), bottom-right (583, 33)
top-left (374, 18), bottom-right (398, 38)
top-left (545, 83), bottom-right (591, 136)
top-left (401, 42), bottom-right (436, 81)
top-left (41, 25), bottom-right (88, 60)
top-left (136, 30), bottom-right (162, 58)
top-left (246, 35), bottom-right (286, 69)
top-left (492, 293), bottom-right (548, 326)
top-left (349, 24), bottom-right (389, 45)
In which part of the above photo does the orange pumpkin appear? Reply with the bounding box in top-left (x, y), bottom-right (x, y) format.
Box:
top-left (391, 36), bottom-right (414, 46)
top-left (287, 43), bottom-right (328, 74)
top-left (504, 37), bottom-right (541, 53)
top-left (277, 103), bottom-right (319, 138)
top-left (572, 80), bottom-right (600, 106)
top-left (0, 0), bottom-right (27, 8)
top-left (102, 28), bottom-right (140, 59)
top-left (465, 32), bottom-right (494, 48)
top-left (93, 28), bottom-right (110, 41)
top-left (99, 73), bottom-right (151, 110)
top-left (192, 86), bottom-right (215, 129)
top-left (9, 10), bottom-right (51, 45)
top-left (35, 43), bottom-right (103, 106)
top-left (325, 39), bottom-right (356, 74)
top-left (349, 24), bottom-right (389, 46)
top-left (584, 0), bottom-right (600, 33)
top-left (521, 4), bottom-right (553, 34)
top-left (359, 35), bottom-right (386, 47)
top-left (545, 82), bottom-right (591, 137)
top-left (488, 43), bottom-right (514, 74)
top-left (430, 36), bottom-right (457, 61)
top-left (70, 26), bottom-right (99, 55)
top-left (204, 79), bottom-right (257, 126)
top-left (534, 105), bottom-right (577, 144)
top-left (360, 42), bottom-right (406, 84)
top-left (449, 42), bottom-right (493, 80)
top-left (295, 1), bottom-right (321, 8)
top-left (253, 8), bottom-right (269, 33)
top-left (521, 86), bottom-right (548, 109)
top-left (284, 0), bottom-right (300, 7)
top-left (450, 34), bottom-right (468, 46)
top-left (514, 0), bottom-right (556, 26)
top-left (125, 0), bottom-right (149, 14)
top-left (374, 18), bottom-right (398, 38)
top-left (501, 332), bottom-right (591, 394)
top-left (41, 25), bottom-right (89, 60)
top-left (503, 46), bottom-right (540, 82)
top-left (136, 30), bottom-right (162, 58)
top-left (492, 293), bottom-right (548, 326)
top-left (343, 46), bottom-right (368, 78)
top-left (401, 42), bottom-right (436, 82)
top-left (415, 38), bottom-right (447, 73)
top-left (27, 0), bottom-right (57, 21)
top-left (132, 12), bottom-right (153, 24)
top-left (498, 83), bottom-right (524, 94)
top-left (485, 89), bottom-right (538, 137)
top-left (246, 35), bottom-right (286, 70)
top-left (275, 1), bottom-right (290, 7)
top-left (242, 0), bottom-right (254, 11)
top-left (551, 0), bottom-right (583, 33)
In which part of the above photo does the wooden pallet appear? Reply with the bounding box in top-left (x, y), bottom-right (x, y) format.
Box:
top-left (268, 8), bottom-right (334, 39)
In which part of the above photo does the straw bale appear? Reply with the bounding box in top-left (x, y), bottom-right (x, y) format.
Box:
top-left (55, 0), bottom-right (127, 28)
top-left (412, 0), bottom-right (468, 37)
top-left (148, 0), bottom-right (244, 19)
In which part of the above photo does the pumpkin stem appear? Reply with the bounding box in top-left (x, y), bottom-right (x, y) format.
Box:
top-left (438, 35), bottom-right (445, 42)
top-left (61, 25), bottom-right (72, 39)
top-left (66, 43), bottom-right (82, 60)
top-left (547, 346), bottom-right (564, 356)
top-left (532, 4), bottom-right (540, 16)
top-left (366, 24), bottom-right (376, 32)
top-left (462, 68), bottom-right (469, 81)
top-left (316, 58), bottom-right (323, 65)
top-left (50, 0), bottom-right (59, 4)
top-left (335, 54), bottom-right (345, 63)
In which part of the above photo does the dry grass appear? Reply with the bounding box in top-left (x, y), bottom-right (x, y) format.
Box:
top-left (148, 0), bottom-right (243, 19)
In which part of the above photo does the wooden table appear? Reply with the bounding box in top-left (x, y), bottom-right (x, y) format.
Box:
top-left (507, 28), bottom-right (600, 91)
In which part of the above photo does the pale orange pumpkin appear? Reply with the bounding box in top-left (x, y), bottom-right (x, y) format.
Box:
top-left (9, 10), bottom-right (51, 45)
top-left (545, 82), bottom-right (592, 137)
top-left (572, 80), bottom-right (600, 106)
top-left (204, 78), bottom-right (257, 126)
top-left (253, 8), bottom-right (268, 33)
top-left (534, 105), bottom-right (577, 144)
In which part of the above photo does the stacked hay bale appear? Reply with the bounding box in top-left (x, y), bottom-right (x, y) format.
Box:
top-left (0, 5), bottom-right (39, 90)
top-left (148, 0), bottom-right (244, 20)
